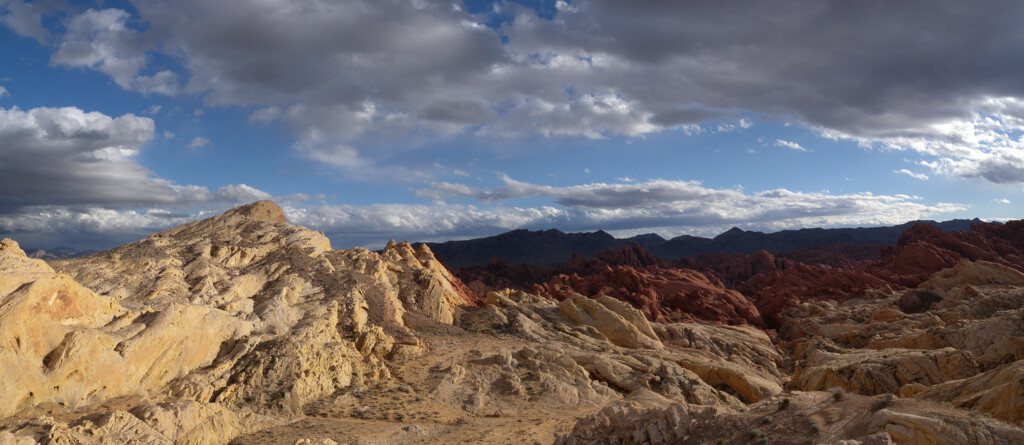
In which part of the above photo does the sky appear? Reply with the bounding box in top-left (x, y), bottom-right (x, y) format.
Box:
top-left (0, 0), bottom-right (1022, 251)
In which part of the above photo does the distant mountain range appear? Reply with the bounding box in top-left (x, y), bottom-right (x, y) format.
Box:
top-left (422, 219), bottom-right (985, 268)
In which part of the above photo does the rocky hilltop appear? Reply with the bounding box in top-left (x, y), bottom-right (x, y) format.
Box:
top-left (0, 202), bottom-right (1022, 444)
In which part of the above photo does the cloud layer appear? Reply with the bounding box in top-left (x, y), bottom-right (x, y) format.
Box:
top-left (0, 106), bottom-right (269, 212)
top-left (4, 0), bottom-right (1023, 182)
top-left (0, 105), bottom-right (274, 247)
top-left (289, 177), bottom-right (965, 247)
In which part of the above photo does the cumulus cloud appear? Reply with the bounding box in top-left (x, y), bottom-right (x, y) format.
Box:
top-left (48, 8), bottom-right (177, 95)
top-left (0, 0), bottom-right (48, 42)
top-left (418, 176), bottom-right (738, 208)
top-left (895, 169), bottom-right (929, 180)
top-left (285, 202), bottom-right (569, 246)
top-left (0, 86), bottom-right (8, 98)
top-left (186, 137), bottom-right (211, 148)
top-left (993, 198), bottom-right (1011, 204)
top-left (0, 206), bottom-right (195, 249)
top-left (775, 139), bottom-right (808, 151)
top-left (0, 106), bottom-right (271, 213)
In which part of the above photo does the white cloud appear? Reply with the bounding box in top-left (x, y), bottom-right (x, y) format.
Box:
top-left (615, 176), bottom-right (635, 183)
top-left (412, 176), bottom-right (964, 236)
top-left (478, 93), bottom-right (658, 139)
top-left (163, 130), bottom-right (175, 139)
top-left (0, 105), bottom-right (270, 212)
top-left (249, 106), bottom-right (282, 122)
top-left (145, 104), bottom-right (162, 115)
top-left (286, 203), bottom-right (568, 243)
top-left (774, 139), bottom-right (808, 151)
top-left (0, 206), bottom-right (193, 237)
top-left (0, 86), bottom-right (8, 98)
top-left (993, 198), bottom-right (1011, 204)
top-left (49, 8), bottom-right (178, 95)
top-left (894, 169), bottom-right (929, 180)
top-left (211, 184), bottom-right (272, 202)
top-left (297, 143), bottom-right (365, 168)
top-left (831, 100), bottom-right (1024, 183)
top-left (186, 137), bottom-right (210, 148)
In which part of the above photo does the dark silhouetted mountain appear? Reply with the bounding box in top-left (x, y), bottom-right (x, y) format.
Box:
top-left (620, 233), bottom-right (668, 247)
top-left (421, 219), bottom-right (986, 267)
top-left (646, 219), bottom-right (984, 259)
top-left (424, 229), bottom-right (621, 268)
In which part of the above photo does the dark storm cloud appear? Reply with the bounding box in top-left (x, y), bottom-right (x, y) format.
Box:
top-left (650, 109), bottom-right (729, 127)
top-left (418, 100), bottom-right (498, 125)
top-left (514, 0), bottom-right (1024, 133)
top-left (0, 106), bottom-right (273, 213)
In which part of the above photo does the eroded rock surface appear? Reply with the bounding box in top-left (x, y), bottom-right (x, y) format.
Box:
top-left (1, 205), bottom-right (1023, 444)
top-left (532, 265), bottom-right (764, 327)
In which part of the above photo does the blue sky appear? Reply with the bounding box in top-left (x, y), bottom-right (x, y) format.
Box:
top-left (1, 0), bottom-right (1022, 250)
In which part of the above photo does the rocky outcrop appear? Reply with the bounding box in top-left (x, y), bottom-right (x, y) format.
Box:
top-left (532, 265), bottom-right (764, 326)
top-left (870, 220), bottom-right (1024, 287)
top-left (906, 360), bottom-right (1024, 424)
top-left (791, 347), bottom-right (980, 395)
top-left (556, 390), bottom-right (1024, 445)
top-left (3, 208), bottom-right (1024, 444)
top-left (777, 258), bottom-right (1024, 431)
top-left (0, 239), bottom-right (253, 419)
top-left (0, 201), bottom-right (480, 442)
top-left (470, 289), bottom-right (785, 405)
top-left (918, 259), bottom-right (1024, 289)
top-left (1, 400), bottom-right (281, 444)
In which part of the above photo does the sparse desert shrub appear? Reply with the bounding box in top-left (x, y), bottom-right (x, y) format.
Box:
top-left (831, 389), bottom-right (844, 401)
top-left (810, 421), bottom-right (821, 434)
top-left (778, 398), bottom-right (790, 410)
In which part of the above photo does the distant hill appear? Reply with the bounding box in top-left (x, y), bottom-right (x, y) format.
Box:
top-left (421, 219), bottom-right (985, 268)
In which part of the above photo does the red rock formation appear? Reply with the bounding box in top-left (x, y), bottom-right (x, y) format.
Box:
top-left (674, 251), bottom-right (795, 288)
top-left (531, 265), bottom-right (764, 327)
top-left (742, 263), bottom-right (891, 325)
top-left (455, 220), bottom-right (1024, 330)
top-left (455, 245), bottom-right (666, 297)
top-left (869, 221), bottom-right (1024, 287)
top-left (776, 243), bottom-right (885, 268)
